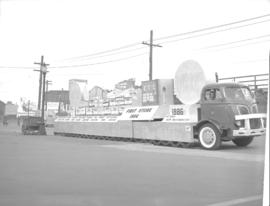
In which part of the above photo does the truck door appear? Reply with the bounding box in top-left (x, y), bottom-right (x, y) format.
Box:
top-left (201, 88), bottom-right (230, 128)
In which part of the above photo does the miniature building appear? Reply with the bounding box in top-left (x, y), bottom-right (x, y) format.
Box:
top-left (141, 79), bottom-right (174, 106)
top-left (115, 78), bottom-right (135, 90)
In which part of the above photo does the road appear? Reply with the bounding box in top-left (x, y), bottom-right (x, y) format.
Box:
top-left (0, 122), bottom-right (266, 206)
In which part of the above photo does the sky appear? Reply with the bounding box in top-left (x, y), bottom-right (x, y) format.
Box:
top-left (0, 0), bottom-right (269, 103)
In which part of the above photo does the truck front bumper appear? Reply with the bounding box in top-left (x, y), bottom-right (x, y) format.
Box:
top-left (233, 128), bottom-right (266, 136)
top-left (233, 113), bottom-right (266, 137)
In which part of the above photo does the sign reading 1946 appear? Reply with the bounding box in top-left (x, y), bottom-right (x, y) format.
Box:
top-left (120, 106), bottom-right (159, 120)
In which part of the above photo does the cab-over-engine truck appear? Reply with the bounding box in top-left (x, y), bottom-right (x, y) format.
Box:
top-left (193, 82), bottom-right (266, 149)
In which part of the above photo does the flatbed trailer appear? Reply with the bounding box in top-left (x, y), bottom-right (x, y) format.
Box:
top-left (54, 101), bottom-right (266, 150)
top-left (54, 119), bottom-right (196, 146)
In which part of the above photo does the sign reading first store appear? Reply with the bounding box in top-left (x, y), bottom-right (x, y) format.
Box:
top-left (119, 106), bottom-right (159, 120)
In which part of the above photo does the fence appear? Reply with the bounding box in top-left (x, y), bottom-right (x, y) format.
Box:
top-left (216, 73), bottom-right (269, 92)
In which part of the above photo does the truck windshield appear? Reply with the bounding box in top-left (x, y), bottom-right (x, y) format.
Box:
top-left (224, 87), bottom-right (253, 101)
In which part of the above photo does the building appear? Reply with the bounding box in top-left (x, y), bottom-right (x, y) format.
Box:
top-left (4, 101), bottom-right (18, 119)
top-left (69, 79), bottom-right (89, 108)
top-left (46, 90), bottom-right (69, 112)
top-left (0, 100), bottom-right (5, 120)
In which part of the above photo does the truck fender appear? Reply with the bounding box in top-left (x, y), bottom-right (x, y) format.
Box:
top-left (194, 119), bottom-right (223, 138)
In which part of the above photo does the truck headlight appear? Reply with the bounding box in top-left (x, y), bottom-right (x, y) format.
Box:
top-left (235, 120), bottom-right (244, 128)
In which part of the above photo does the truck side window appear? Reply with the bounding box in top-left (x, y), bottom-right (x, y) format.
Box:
top-left (204, 89), bottom-right (222, 101)
top-left (215, 89), bottom-right (222, 99)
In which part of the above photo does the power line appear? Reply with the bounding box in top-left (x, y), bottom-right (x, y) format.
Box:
top-left (1, 36), bottom-right (268, 70)
top-left (60, 46), bottom-right (146, 63)
top-left (49, 13), bottom-right (270, 65)
top-left (2, 14), bottom-right (270, 70)
top-left (59, 42), bottom-right (142, 62)
top-left (0, 53), bottom-right (147, 70)
top-left (155, 13), bottom-right (270, 42)
top-left (1, 34), bottom-right (269, 70)
top-left (200, 34), bottom-right (270, 50)
top-left (200, 39), bottom-right (270, 52)
top-left (233, 59), bottom-right (268, 64)
top-left (157, 19), bottom-right (270, 45)
top-left (50, 53), bottom-right (147, 69)
top-left (0, 66), bottom-right (35, 70)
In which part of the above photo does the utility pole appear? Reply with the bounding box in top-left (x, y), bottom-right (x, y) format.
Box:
top-left (215, 72), bottom-right (219, 83)
top-left (34, 56), bottom-right (43, 110)
top-left (27, 100), bottom-right (30, 118)
top-left (41, 68), bottom-right (47, 124)
top-left (34, 56), bottom-right (49, 110)
top-left (45, 80), bottom-right (52, 93)
top-left (34, 56), bottom-right (49, 135)
top-left (142, 30), bottom-right (162, 80)
top-left (45, 80), bottom-right (52, 111)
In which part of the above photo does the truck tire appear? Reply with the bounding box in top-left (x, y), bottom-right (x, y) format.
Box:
top-left (199, 123), bottom-right (221, 150)
top-left (232, 137), bottom-right (254, 147)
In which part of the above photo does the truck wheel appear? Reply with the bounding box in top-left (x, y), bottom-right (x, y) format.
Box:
top-left (199, 123), bottom-right (221, 150)
top-left (232, 137), bottom-right (254, 147)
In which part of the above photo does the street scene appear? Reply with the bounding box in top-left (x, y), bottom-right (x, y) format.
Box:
top-left (0, 0), bottom-right (269, 206)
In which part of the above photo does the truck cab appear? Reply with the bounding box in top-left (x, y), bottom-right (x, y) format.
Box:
top-left (196, 83), bottom-right (266, 149)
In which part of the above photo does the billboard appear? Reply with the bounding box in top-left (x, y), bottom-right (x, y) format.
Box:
top-left (69, 79), bottom-right (89, 107)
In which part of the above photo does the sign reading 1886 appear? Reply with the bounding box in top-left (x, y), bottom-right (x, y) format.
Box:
top-left (171, 107), bottom-right (184, 115)
top-left (163, 104), bottom-right (199, 122)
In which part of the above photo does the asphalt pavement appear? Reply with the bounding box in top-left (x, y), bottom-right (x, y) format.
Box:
top-left (0, 122), bottom-right (266, 206)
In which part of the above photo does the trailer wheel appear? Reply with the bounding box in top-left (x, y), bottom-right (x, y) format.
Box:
top-left (232, 136), bottom-right (254, 147)
top-left (199, 123), bottom-right (221, 150)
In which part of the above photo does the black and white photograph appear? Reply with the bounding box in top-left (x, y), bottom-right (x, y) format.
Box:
top-left (0, 0), bottom-right (269, 205)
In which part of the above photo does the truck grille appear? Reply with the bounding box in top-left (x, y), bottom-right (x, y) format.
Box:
top-left (250, 119), bottom-right (261, 129)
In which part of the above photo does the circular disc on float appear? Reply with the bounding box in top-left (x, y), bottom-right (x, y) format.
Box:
top-left (174, 60), bottom-right (206, 104)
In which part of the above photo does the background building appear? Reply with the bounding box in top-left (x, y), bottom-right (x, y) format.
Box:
top-left (4, 101), bottom-right (18, 119)
top-left (46, 90), bottom-right (69, 114)
top-left (0, 100), bottom-right (5, 121)
top-left (69, 79), bottom-right (89, 108)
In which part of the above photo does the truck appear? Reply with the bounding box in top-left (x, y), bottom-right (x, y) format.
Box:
top-left (194, 82), bottom-right (266, 149)
top-left (54, 60), bottom-right (266, 150)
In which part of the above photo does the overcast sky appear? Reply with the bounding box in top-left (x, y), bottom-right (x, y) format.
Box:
top-left (0, 0), bottom-right (269, 103)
